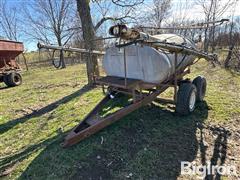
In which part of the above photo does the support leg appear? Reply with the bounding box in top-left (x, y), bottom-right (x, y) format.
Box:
top-left (174, 53), bottom-right (178, 103)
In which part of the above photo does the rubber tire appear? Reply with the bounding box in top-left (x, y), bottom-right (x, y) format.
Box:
top-left (192, 76), bottom-right (207, 102)
top-left (5, 73), bottom-right (22, 87)
top-left (0, 76), bottom-right (3, 83)
top-left (176, 83), bottom-right (197, 115)
top-left (3, 75), bottom-right (10, 86)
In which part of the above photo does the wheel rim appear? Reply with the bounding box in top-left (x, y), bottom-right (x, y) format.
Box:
top-left (14, 75), bottom-right (20, 83)
top-left (189, 90), bottom-right (196, 111)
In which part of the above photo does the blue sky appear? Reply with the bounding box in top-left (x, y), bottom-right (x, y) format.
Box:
top-left (0, 0), bottom-right (36, 50)
top-left (1, 0), bottom-right (238, 51)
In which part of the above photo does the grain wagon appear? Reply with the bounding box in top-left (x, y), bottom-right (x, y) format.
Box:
top-left (0, 39), bottom-right (24, 87)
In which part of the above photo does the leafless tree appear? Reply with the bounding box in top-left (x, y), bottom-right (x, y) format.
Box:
top-left (197, 0), bottom-right (235, 52)
top-left (0, 0), bottom-right (19, 41)
top-left (0, 0), bottom-right (29, 70)
top-left (76, 0), bottom-right (144, 85)
top-left (224, 1), bottom-right (239, 68)
top-left (147, 0), bottom-right (172, 28)
top-left (23, 0), bottom-right (77, 68)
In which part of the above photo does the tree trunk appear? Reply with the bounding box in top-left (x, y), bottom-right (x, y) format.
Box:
top-left (57, 36), bottom-right (66, 69)
top-left (204, 27), bottom-right (209, 52)
top-left (224, 45), bottom-right (234, 68)
top-left (76, 0), bottom-right (99, 85)
top-left (210, 26), bottom-right (216, 53)
top-left (60, 50), bottom-right (66, 69)
top-left (225, 21), bottom-right (235, 68)
top-left (210, 0), bottom-right (217, 53)
top-left (21, 53), bottom-right (29, 71)
top-left (203, 0), bottom-right (214, 53)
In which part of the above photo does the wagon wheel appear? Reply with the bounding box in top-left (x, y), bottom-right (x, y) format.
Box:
top-left (193, 76), bottom-right (207, 102)
top-left (176, 83), bottom-right (197, 115)
top-left (4, 72), bottom-right (22, 87)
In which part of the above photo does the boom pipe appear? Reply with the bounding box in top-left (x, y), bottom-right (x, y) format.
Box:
top-left (110, 25), bottom-right (216, 61)
top-left (138, 19), bottom-right (229, 30)
top-left (37, 42), bottom-right (105, 55)
top-left (143, 41), bottom-right (216, 61)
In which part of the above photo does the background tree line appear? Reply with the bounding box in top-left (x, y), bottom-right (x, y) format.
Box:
top-left (0, 0), bottom-right (240, 84)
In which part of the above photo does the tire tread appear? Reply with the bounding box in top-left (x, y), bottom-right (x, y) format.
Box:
top-left (176, 83), bottom-right (196, 115)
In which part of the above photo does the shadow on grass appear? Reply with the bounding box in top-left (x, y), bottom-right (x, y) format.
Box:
top-left (225, 67), bottom-right (240, 77)
top-left (0, 132), bottom-right (65, 177)
top-left (199, 125), bottom-right (231, 180)
top-left (0, 98), bottom-right (230, 179)
top-left (0, 85), bottom-right (93, 134)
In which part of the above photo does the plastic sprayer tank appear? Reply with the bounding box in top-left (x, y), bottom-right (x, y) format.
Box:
top-left (103, 34), bottom-right (196, 83)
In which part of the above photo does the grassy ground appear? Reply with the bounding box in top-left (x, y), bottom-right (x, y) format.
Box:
top-left (0, 62), bottom-right (240, 180)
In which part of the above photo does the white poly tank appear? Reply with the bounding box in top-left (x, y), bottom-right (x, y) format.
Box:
top-left (103, 34), bottom-right (196, 83)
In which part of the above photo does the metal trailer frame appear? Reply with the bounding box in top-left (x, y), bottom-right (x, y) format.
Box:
top-left (62, 50), bottom-right (193, 147)
top-left (37, 31), bottom-right (215, 147)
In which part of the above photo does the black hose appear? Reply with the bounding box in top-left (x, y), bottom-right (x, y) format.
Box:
top-left (116, 40), bottom-right (143, 48)
top-left (51, 50), bottom-right (65, 69)
top-left (176, 54), bottom-right (187, 70)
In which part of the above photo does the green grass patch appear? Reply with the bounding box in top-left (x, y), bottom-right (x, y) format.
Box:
top-left (0, 62), bottom-right (239, 179)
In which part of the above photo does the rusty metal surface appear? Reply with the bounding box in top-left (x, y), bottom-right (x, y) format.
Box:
top-left (63, 84), bottom-right (169, 147)
top-left (63, 54), bottom-right (191, 147)
top-left (96, 76), bottom-right (141, 89)
top-left (63, 61), bottom-right (191, 147)
top-left (37, 42), bottom-right (105, 55)
top-left (0, 40), bottom-right (24, 74)
top-left (0, 40), bottom-right (23, 52)
top-left (62, 24), bottom-right (202, 147)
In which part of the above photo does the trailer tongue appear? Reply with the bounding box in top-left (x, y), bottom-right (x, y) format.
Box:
top-left (63, 82), bottom-right (170, 147)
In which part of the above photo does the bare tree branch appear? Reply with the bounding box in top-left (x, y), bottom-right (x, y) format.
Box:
top-left (0, 0), bottom-right (19, 40)
top-left (94, 14), bottom-right (133, 31)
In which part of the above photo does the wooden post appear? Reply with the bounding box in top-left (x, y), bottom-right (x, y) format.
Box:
top-left (22, 53), bottom-right (29, 71)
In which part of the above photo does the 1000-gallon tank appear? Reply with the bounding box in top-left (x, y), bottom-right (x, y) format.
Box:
top-left (103, 34), bottom-right (196, 83)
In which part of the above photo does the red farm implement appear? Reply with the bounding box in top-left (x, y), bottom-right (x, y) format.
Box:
top-left (0, 39), bottom-right (24, 87)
